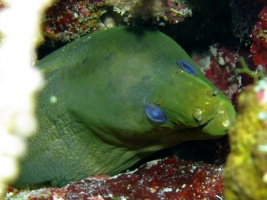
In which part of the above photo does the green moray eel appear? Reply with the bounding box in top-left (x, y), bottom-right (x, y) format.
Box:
top-left (15, 26), bottom-right (236, 187)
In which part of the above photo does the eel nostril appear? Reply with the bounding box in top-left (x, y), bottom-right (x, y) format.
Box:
top-left (206, 89), bottom-right (219, 98)
top-left (213, 89), bottom-right (219, 96)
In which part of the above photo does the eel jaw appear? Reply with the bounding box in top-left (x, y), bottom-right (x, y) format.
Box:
top-left (202, 100), bottom-right (236, 136)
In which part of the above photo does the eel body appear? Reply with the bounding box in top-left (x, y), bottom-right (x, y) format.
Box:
top-left (15, 26), bottom-right (236, 187)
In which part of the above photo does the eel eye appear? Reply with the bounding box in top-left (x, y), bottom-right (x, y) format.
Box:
top-left (176, 60), bottom-right (197, 76)
top-left (145, 105), bottom-right (167, 123)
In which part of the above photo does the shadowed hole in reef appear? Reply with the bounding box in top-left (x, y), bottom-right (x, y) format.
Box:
top-left (127, 136), bottom-right (229, 173)
top-left (159, 0), bottom-right (240, 54)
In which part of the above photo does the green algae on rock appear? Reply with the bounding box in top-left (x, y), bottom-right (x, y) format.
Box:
top-left (224, 78), bottom-right (267, 199)
top-left (15, 26), bottom-right (235, 187)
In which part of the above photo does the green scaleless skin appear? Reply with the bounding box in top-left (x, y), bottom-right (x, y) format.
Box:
top-left (15, 27), bottom-right (236, 187)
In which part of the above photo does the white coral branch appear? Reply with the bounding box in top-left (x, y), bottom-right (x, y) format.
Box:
top-left (0, 0), bottom-right (54, 196)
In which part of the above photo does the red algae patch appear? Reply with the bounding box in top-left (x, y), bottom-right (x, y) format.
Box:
top-left (251, 6), bottom-right (267, 70)
top-left (7, 156), bottom-right (224, 200)
top-left (64, 157), bottom-right (224, 199)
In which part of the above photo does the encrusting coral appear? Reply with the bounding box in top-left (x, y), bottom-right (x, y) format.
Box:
top-left (43, 0), bottom-right (192, 42)
top-left (223, 77), bottom-right (267, 199)
top-left (223, 6), bottom-right (267, 198)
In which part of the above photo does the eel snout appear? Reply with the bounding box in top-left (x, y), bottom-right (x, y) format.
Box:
top-left (202, 100), bottom-right (236, 136)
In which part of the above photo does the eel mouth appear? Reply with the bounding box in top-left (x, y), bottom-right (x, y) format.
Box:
top-left (201, 100), bottom-right (236, 136)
